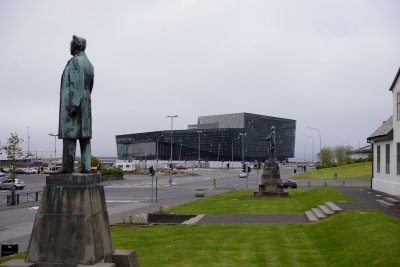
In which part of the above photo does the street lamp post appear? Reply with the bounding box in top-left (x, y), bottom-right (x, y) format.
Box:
top-left (49, 133), bottom-right (58, 169)
top-left (307, 126), bottom-right (321, 161)
top-left (304, 135), bottom-right (314, 162)
top-left (197, 131), bottom-right (202, 164)
top-left (48, 133), bottom-right (58, 159)
top-left (27, 127), bottom-right (31, 158)
top-left (239, 133), bottom-right (246, 162)
top-left (166, 115), bottom-right (178, 164)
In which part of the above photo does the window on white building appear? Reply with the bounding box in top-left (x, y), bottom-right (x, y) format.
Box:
top-left (386, 144), bottom-right (390, 174)
top-left (377, 145), bottom-right (380, 173)
top-left (397, 92), bottom-right (400, 120)
top-left (397, 143), bottom-right (400, 175)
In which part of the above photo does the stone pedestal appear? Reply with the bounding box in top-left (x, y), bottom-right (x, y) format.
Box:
top-left (26, 174), bottom-right (114, 266)
top-left (254, 161), bottom-right (288, 197)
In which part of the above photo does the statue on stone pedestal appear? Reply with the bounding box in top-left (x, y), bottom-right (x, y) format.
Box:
top-left (261, 126), bottom-right (276, 161)
top-left (58, 35), bottom-right (94, 173)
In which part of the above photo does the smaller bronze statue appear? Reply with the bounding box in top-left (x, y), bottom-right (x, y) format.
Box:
top-left (58, 35), bottom-right (94, 173)
top-left (261, 126), bottom-right (276, 161)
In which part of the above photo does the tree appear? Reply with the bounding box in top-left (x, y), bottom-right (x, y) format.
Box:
top-left (91, 155), bottom-right (103, 168)
top-left (334, 145), bottom-right (352, 164)
top-left (77, 155), bottom-right (103, 172)
top-left (318, 147), bottom-right (334, 167)
top-left (5, 133), bottom-right (24, 204)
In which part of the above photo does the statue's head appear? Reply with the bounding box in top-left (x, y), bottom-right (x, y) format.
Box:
top-left (271, 126), bottom-right (275, 130)
top-left (70, 35), bottom-right (86, 55)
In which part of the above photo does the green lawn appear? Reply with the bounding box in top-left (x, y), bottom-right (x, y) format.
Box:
top-left (112, 211), bottom-right (400, 267)
top-left (0, 252), bottom-right (25, 264)
top-left (292, 162), bottom-right (372, 181)
top-left (169, 187), bottom-right (353, 214)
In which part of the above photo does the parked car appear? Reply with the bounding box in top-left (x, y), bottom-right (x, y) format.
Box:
top-left (0, 171), bottom-right (5, 177)
top-left (176, 165), bottom-right (188, 170)
top-left (15, 168), bottom-right (29, 174)
top-left (239, 171), bottom-right (248, 178)
top-left (1, 167), bottom-right (11, 173)
top-left (0, 179), bottom-right (25, 190)
top-left (280, 179), bottom-right (297, 189)
top-left (26, 168), bottom-right (37, 174)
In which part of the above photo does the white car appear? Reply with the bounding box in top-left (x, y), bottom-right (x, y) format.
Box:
top-left (0, 179), bottom-right (25, 190)
top-left (0, 172), bottom-right (5, 177)
top-left (239, 172), bottom-right (248, 178)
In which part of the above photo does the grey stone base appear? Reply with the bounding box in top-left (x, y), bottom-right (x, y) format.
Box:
top-left (112, 250), bottom-right (140, 267)
top-left (254, 161), bottom-right (288, 197)
top-left (26, 174), bottom-right (114, 266)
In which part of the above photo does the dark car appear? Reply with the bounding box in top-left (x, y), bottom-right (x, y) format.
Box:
top-left (280, 179), bottom-right (297, 189)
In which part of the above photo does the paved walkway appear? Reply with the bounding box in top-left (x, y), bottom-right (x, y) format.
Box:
top-left (198, 214), bottom-right (307, 224)
top-left (336, 187), bottom-right (400, 219)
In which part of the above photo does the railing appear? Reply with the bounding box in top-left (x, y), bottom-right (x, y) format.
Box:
top-left (0, 191), bottom-right (42, 206)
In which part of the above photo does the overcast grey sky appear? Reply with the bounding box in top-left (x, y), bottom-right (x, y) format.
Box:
top-left (1, 0), bottom-right (399, 160)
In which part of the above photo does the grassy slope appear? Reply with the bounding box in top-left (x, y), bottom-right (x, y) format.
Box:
top-left (292, 162), bottom-right (372, 180)
top-left (169, 187), bottom-right (353, 214)
top-left (112, 211), bottom-right (400, 267)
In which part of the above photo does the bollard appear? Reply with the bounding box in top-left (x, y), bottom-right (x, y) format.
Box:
top-left (342, 180), bottom-right (345, 187)
top-left (324, 181), bottom-right (328, 186)
top-left (308, 181), bottom-right (310, 187)
top-left (16, 194), bottom-right (19, 204)
top-left (212, 178), bottom-right (216, 189)
top-left (35, 192), bottom-right (39, 201)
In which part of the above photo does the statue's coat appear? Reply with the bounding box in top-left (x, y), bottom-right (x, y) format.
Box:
top-left (58, 51), bottom-right (94, 139)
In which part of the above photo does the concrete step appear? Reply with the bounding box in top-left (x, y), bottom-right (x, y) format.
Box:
top-left (377, 199), bottom-right (400, 209)
top-left (319, 205), bottom-right (334, 215)
top-left (182, 215), bottom-right (205, 225)
top-left (384, 197), bottom-right (400, 205)
top-left (304, 211), bottom-right (319, 222)
top-left (326, 202), bottom-right (342, 212)
top-left (312, 208), bottom-right (327, 219)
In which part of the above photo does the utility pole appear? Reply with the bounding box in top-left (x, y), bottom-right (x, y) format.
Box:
top-left (27, 127), bottom-right (31, 159)
top-left (197, 131), bottom-right (202, 165)
top-left (166, 115), bottom-right (178, 164)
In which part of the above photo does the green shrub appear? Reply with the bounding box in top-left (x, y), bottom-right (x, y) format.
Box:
top-left (101, 167), bottom-right (124, 177)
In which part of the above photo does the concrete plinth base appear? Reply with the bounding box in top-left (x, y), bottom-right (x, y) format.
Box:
top-left (112, 250), bottom-right (140, 267)
top-left (254, 160), bottom-right (288, 197)
top-left (26, 174), bottom-right (114, 266)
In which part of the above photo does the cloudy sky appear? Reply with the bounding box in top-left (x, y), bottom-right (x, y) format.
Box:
top-left (1, 0), bottom-right (399, 160)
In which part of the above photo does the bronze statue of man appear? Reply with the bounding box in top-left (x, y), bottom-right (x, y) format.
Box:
top-left (58, 35), bottom-right (94, 173)
top-left (261, 126), bottom-right (276, 161)
top-left (268, 126), bottom-right (276, 160)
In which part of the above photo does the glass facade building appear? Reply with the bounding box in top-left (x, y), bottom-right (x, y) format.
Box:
top-left (116, 113), bottom-right (296, 162)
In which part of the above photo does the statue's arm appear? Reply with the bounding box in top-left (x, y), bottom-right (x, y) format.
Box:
top-left (70, 58), bottom-right (84, 110)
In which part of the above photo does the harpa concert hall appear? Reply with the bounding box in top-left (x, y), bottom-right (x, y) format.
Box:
top-left (115, 113), bottom-right (296, 162)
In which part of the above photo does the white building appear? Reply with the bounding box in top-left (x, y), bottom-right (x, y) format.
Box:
top-left (367, 68), bottom-right (400, 197)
